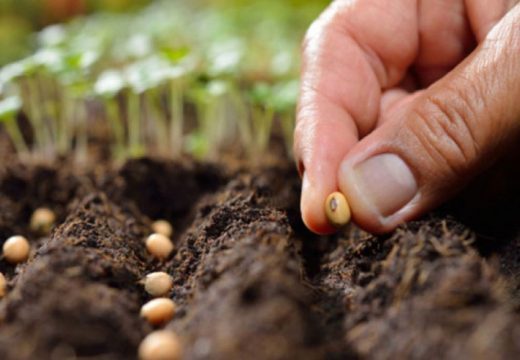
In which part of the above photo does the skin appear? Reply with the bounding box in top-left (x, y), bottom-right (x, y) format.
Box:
top-left (295, 0), bottom-right (520, 234)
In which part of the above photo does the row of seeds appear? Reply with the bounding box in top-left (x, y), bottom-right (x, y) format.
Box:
top-left (0, 209), bottom-right (181, 359)
top-left (0, 207), bottom-right (56, 295)
top-left (139, 220), bottom-right (182, 360)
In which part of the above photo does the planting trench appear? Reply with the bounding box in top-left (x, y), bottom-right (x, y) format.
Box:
top-left (0, 153), bottom-right (518, 359)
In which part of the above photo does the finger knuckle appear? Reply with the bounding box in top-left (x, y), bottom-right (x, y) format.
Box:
top-left (409, 90), bottom-right (481, 177)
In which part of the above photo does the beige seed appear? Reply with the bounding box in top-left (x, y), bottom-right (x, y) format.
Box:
top-left (30, 207), bottom-right (56, 235)
top-left (0, 273), bottom-right (6, 298)
top-left (138, 330), bottom-right (182, 360)
top-left (3, 235), bottom-right (30, 264)
top-left (140, 298), bottom-right (176, 326)
top-left (146, 234), bottom-right (174, 260)
top-left (151, 220), bottom-right (173, 238)
top-left (325, 192), bottom-right (351, 228)
top-left (145, 272), bottom-right (174, 297)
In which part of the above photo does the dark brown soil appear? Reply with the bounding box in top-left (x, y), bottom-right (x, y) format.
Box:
top-left (0, 153), bottom-right (518, 360)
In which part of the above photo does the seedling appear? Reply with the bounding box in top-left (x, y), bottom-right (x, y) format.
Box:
top-left (144, 272), bottom-right (173, 297)
top-left (146, 233), bottom-right (174, 260)
top-left (94, 70), bottom-right (127, 160)
top-left (248, 82), bottom-right (275, 155)
top-left (140, 298), bottom-right (176, 326)
top-left (151, 220), bottom-right (173, 238)
top-left (269, 79), bottom-right (299, 155)
top-left (325, 192), bottom-right (351, 228)
top-left (30, 207), bottom-right (56, 236)
top-left (0, 0), bottom-right (323, 163)
top-left (138, 330), bottom-right (182, 360)
top-left (0, 95), bottom-right (29, 156)
top-left (3, 235), bottom-right (30, 264)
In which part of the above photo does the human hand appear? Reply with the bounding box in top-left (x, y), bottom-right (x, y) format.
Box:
top-left (294, 0), bottom-right (520, 234)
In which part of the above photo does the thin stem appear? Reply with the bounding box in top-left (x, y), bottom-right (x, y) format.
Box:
top-left (280, 113), bottom-right (295, 157)
top-left (4, 118), bottom-right (30, 155)
top-left (105, 99), bottom-right (125, 161)
top-left (74, 100), bottom-right (88, 165)
top-left (229, 88), bottom-right (252, 149)
top-left (26, 76), bottom-right (52, 157)
top-left (169, 80), bottom-right (184, 157)
top-left (128, 91), bottom-right (143, 157)
top-left (58, 94), bottom-right (74, 155)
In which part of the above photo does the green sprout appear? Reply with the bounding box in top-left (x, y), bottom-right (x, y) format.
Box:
top-left (161, 47), bottom-right (195, 157)
top-left (0, 95), bottom-right (29, 155)
top-left (0, 0), bottom-right (324, 163)
top-left (94, 69), bottom-right (127, 160)
top-left (248, 82), bottom-right (275, 155)
top-left (269, 79), bottom-right (299, 156)
top-left (124, 56), bottom-right (169, 157)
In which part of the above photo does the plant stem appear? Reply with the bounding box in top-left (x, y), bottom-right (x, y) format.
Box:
top-left (26, 76), bottom-right (52, 158)
top-left (4, 118), bottom-right (29, 156)
top-left (74, 99), bottom-right (89, 165)
top-left (128, 91), bottom-right (143, 157)
top-left (105, 99), bottom-right (125, 161)
top-left (169, 80), bottom-right (184, 157)
top-left (58, 94), bottom-right (74, 155)
top-left (280, 113), bottom-right (295, 157)
top-left (229, 88), bottom-right (252, 150)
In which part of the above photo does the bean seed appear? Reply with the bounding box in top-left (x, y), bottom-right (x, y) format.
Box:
top-left (140, 298), bottom-right (176, 326)
top-left (146, 234), bottom-right (174, 260)
top-left (3, 235), bottom-right (30, 264)
top-left (325, 192), bottom-right (351, 228)
top-left (30, 208), bottom-right (56, 235)
top-left (151, 220), bottom-right (173, 238)
top-left (144, 272), bottom-right (173, 297)
top-left (139, 330), bottom-right (182, 360)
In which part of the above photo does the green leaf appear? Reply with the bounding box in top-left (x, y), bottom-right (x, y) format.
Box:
top-left (0, 95), bottom-right (21, 121)
top-left (95, 70), bottom-right (126, 97)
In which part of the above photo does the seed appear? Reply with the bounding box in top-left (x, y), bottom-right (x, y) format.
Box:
top-left (140, 298), bottom-right (176, 326)
top-left (325, 192), bottom-right (351, 228)
top-left (151, 220), bottom-right (173, 238)
top-left (146, 234), bottom-right (174, 260)
top-left (3, 235), bottom-right (30, 264)
top-left (138, 330), bottom-right (182, 360)
top-left (144, 272), bottom-right (173, 297)
top-left (30, 207), bottom-right (56, 235)
top-left (0, 273), bottom-right (6, 298)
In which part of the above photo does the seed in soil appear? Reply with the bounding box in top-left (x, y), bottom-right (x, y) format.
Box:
top-left (140, 298), bottom-right (177, 326)
top-left (30, 207), bottom-right (56, 236)
top-left (0, 272), bottom-right (6, 298)
top-left (325, 192), bottom-right (351, 228)
top-left (151, 220), bottom-right (173, 238)
top-left (144, 272), bottom-right (173, 297)
top-left (146, 234), bottom-right (174, 260)
top-left (138, 330), bottom-right (182, 360)
top-left (3, 235), bottom-right (30, 264)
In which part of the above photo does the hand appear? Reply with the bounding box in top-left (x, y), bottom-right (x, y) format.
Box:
top-left (294, 0), bottom-right (520, 234)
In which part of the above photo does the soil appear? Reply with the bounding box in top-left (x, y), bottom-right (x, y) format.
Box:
top-left (0, 142), bottom-right (519, 359)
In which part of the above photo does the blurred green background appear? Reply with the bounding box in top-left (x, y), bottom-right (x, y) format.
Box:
top-left (0, 0), bottom-right (329, 66)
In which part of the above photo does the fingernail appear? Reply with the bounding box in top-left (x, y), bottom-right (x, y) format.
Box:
top-left (346, 154), bottom-right (417, 217)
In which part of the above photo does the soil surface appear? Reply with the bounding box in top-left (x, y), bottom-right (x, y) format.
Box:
top-left (0, 150), bottom-right (518, 360)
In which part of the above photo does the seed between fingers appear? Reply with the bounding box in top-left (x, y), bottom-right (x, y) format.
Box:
top-left (325, 192), bottom-right (351, 228)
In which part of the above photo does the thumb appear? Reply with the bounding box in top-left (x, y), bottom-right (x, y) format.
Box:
top-left (338, 5), bottom-right (520, 234)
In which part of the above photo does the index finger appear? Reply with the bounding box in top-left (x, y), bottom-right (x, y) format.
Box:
top-left (295, 0), bottom-right (418, 234)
